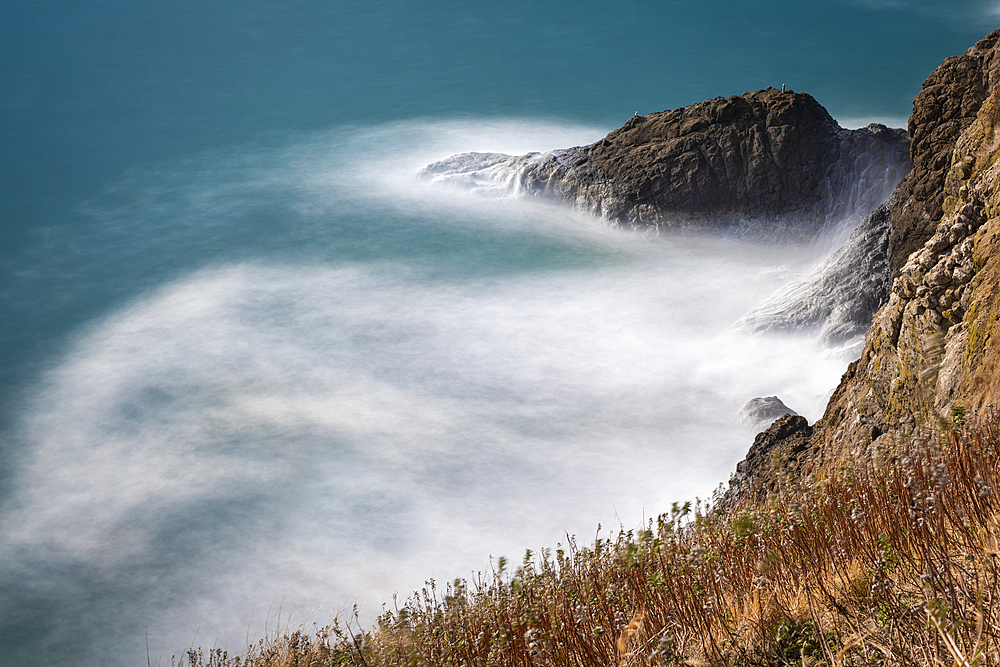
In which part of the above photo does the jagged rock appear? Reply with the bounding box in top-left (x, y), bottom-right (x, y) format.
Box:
top-left (737, 396), bottom-right (800, 434)
top-left (888, 31), bottom-right (1000, 277)
top-left (739, 197), bottom-right (893, 346)
top-left (421, 89), bottom-right (909, 236)
top-left (726, 415), bottom-right (813, 505)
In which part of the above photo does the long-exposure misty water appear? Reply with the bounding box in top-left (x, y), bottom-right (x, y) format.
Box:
top-left (2, 2), bottom-right (998, 666)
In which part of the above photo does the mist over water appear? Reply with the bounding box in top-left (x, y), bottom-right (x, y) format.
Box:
top-left (7, 0), bottom-right (1000, 663)
top-left (0, 120), bottom-right (859, 666)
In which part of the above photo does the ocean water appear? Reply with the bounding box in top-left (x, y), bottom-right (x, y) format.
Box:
top-left (1, 2), bottom-right (997, 666)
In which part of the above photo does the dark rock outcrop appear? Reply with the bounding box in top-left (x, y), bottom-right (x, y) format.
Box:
top-left (421, 89), bottom-right (909, 236)
top-left (727, 415), bottom-right (813, 504)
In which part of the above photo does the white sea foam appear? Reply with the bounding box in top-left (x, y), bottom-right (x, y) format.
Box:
top-left (836, 116), bottom-right (910, 130)
top-left (0, 118), bottom-right (861, 666)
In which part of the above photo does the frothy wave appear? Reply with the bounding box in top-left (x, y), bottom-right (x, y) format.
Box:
top-left (0, 118), bottom-right (859, 667)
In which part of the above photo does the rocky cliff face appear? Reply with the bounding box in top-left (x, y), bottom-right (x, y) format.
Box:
top-left (888, 31), bottom-right (1000, 277)
top-left (421, 89), bottom-right (909, 237)
top-left (732, 30), bottom-right (1000, 499)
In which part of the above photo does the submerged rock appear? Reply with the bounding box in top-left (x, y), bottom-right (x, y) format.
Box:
top-left (737, 396), bottom-right (800, 434)
top-left (421, 89), bottom-right (909, 237)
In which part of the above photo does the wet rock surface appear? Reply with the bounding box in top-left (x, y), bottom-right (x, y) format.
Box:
top-left (739, 197), bottom-right (894, 346)
top-left (737, 396), bottom-right (800, 434)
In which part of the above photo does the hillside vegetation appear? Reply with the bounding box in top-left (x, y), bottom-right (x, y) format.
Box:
top-left (181, 409), bottom-right (1000, 667)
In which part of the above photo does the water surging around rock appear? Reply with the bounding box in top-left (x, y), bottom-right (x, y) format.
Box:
top-left (738, 197), bottom-right (895, 349)
top-left (419, 89), bottom-right (910, 242)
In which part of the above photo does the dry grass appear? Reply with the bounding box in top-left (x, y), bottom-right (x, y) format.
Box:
top-left (180, 406), bottom-right (1000, 667)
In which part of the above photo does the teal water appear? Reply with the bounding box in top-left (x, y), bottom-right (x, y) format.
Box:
top-left (0, 2), bottom-right (996, 666)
